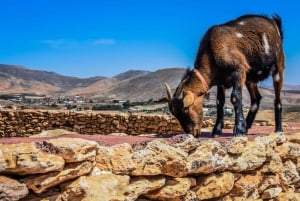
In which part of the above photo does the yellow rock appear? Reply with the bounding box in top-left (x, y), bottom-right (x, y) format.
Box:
top-left (24, 161), bottom-right (93, 194)
top-left (44, 137), bottom-right (99, 162)
top-left (0, 142), bottom-right (64, 175)
top-left (193, 172), bottom-right (234, 200)
top-left (96, 143), bottom-right (135, 174)
top-left (145, 177), bottom-right (195, 200)
top-left (58, 174), bottom-right (165, 201)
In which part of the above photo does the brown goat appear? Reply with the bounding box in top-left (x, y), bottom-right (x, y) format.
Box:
top-left (165, 14), bottom-right (285, 137)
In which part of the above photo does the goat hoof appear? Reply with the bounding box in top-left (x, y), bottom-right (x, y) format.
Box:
top-left (234, 133), bottom-right (247, 137)
top-left (233, 128), bottom-right (247, 137)
top-left (212, 132), bottom-right (222, 138)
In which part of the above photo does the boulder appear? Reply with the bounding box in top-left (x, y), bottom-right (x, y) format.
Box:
top-left (172, 134), bottom-right (200, 153)
top-left (0, 142), bottom-right (64, 175)
top-left (23, 161), bottom-right (93, 193)
top-left (258, 174), bottom-right (282, 194)
top-left (187, 140), bottom-right (232, 174)
top-left (276, 190), bottom-right (300, 201)
top-left (261, 187), bottom-right (282, 199)
top-left (96, 143), bottom-right (135, 174)
top-left (275, 142), bottom-right (300, 160)
top-left (131, 140), bottom-right (188, 177)
top-left (229, 141), bottom-right (267, 172)
top-left (226, 137), bottom-right (248, 155)
top-left (145, 177), bottom-right (195, 200)
top-left (229, 172), bottom-right (261, 199)
top-left (0, 175), bottom-right (28, 201)
top-left (58, 173), bottom-right (165, 201)
top-left (43, 138), bottom-right (99, 162)
top-left (192, 172), bottom-right (234, 200)
top-left (281, 160), bottom-right (300, 186)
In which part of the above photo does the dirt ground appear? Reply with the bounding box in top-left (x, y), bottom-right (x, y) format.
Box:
top-left (0, 122), bottom-right (299, 146)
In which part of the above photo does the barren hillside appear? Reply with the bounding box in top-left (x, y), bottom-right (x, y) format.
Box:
top-left (0, 64), bottom-right (299, 110)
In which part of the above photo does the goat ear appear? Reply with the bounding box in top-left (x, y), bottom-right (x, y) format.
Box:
top-left (183, 90), bottom-right (195, 108)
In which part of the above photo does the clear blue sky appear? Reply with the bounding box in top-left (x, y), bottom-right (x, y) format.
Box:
top-left (1, 0), bottom-right (300, 84)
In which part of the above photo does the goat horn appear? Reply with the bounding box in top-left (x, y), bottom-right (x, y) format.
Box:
top-left (174, 78), bottom-right (187, 98)
top-left (164, 82), bottom-right (172, 101)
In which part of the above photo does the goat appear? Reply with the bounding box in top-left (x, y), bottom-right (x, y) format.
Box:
top-left (165, 14), bottom-right (285, 137)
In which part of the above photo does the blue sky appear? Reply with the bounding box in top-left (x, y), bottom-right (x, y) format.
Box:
top-left (1, 0), bottom-right (300, 85)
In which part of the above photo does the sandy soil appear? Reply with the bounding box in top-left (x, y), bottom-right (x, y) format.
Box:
top-left (0, 122), bottom-right (299, 146)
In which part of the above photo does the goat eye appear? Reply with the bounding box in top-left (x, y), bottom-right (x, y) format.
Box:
top-left (184, 107), bottom-right (189, 114)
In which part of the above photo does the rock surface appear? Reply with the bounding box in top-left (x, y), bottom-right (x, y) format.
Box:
top-left (23, 161), bottom-right (94, 194)
top-left (0, 175), bottom-right (28, 201)
top-left (0, 142), bottom-right (65, 175)
top-left (130, 140), bottom-right (189, 177)
top-left (1, 132), bottom-right (300, 200)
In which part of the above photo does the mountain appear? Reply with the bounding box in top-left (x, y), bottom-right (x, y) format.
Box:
top-left (0, 64), bottom-right (299, 108)
top-left (67, 68), bottom-right (185, 100)
top-left (0, 64), bottom-right (106, 93)
top-left (113, 70), bottom-right (150, 81)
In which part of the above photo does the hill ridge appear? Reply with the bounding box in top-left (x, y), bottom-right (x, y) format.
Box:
top-left (0, 64), bottom-right (299, 107)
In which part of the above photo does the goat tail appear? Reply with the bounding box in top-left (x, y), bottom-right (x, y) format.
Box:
top-left (272, 14), bottom-right (284, 41)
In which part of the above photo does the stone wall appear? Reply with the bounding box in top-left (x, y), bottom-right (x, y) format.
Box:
top-left (0, 110), bottom-right (185, 137)
top-left (1, 132), bottom-right (300, 200)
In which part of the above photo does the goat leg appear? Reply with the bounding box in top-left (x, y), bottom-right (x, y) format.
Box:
top-left (273, 68), bottom-right (284, 132)
top-left (245, 82), bottom-right (262, 129)
top-left (212, 85), bottom-right (225, 137)
top-left (231, 72), bottom-right (247, 136)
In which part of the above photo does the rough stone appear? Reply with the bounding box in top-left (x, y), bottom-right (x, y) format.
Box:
top-left (96, 143), bottom-right (135, 174)
top-left (229, 172), bottom-right (261, 199)
top-left (258, 174), bottom-right (281, 194)
top-left (23, 161), bottom-right (93, 193)
top-left (0, 175), bottom-right (28, 201)
top-left (0, 110), bottom-right (184, 136)
top-left (145, 177), bottom-right (195, 201)
top-left (44, 138), bottom-right (99, 162)
top-left (275, 142), bottom-right (300, 160)
top-left (57, 174), bottom-right (128, 201)
top-left (173, 134), bottom-right (200, 153)
top-left (226, 137), bottom-right (248, 155)
top-left (127, 176), bottom-right (166, 201)
top-left (187, 140), bottom-right (232, 174)
top-left (230, 141), bottom-right (267, 172)
top-left (131, 140), bottom-right (188, 177)
top-left (181, 190), bottom-right (199, 201)
top-left (0, 142), bottom-right (65, 175)
top-left (261, 187), bottom-right (282, 199)
top-left (0, 127), bottom-right (299, 200)
top-left (260, 151), bottom-right (283, 174)
top-left (286, 132), bottom-right (300, 144)
top-left (193, 172), bottom-right (234, 200)
top-left (281, 160), bottom-right (300, 186)
top-left (58, 173), bottom-right (165, 201)
top-left (255, 132), bottom-right (286, 147)
top-left (276, 190), bottom-right (300, 201)
top-left (21, 188), bottom-right (60, 201)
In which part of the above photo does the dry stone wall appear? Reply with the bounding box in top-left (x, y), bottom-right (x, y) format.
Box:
top-left (1, 132), bottom-right (300, 200)
top-left (0, 110), bottom-right (184, 137)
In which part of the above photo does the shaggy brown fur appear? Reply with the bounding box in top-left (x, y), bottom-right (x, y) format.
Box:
top-left (165, 14), bottom-right (285, 137)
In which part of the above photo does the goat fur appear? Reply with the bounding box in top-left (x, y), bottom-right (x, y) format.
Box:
top-left (166, 14), bottom-right (285, 137)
